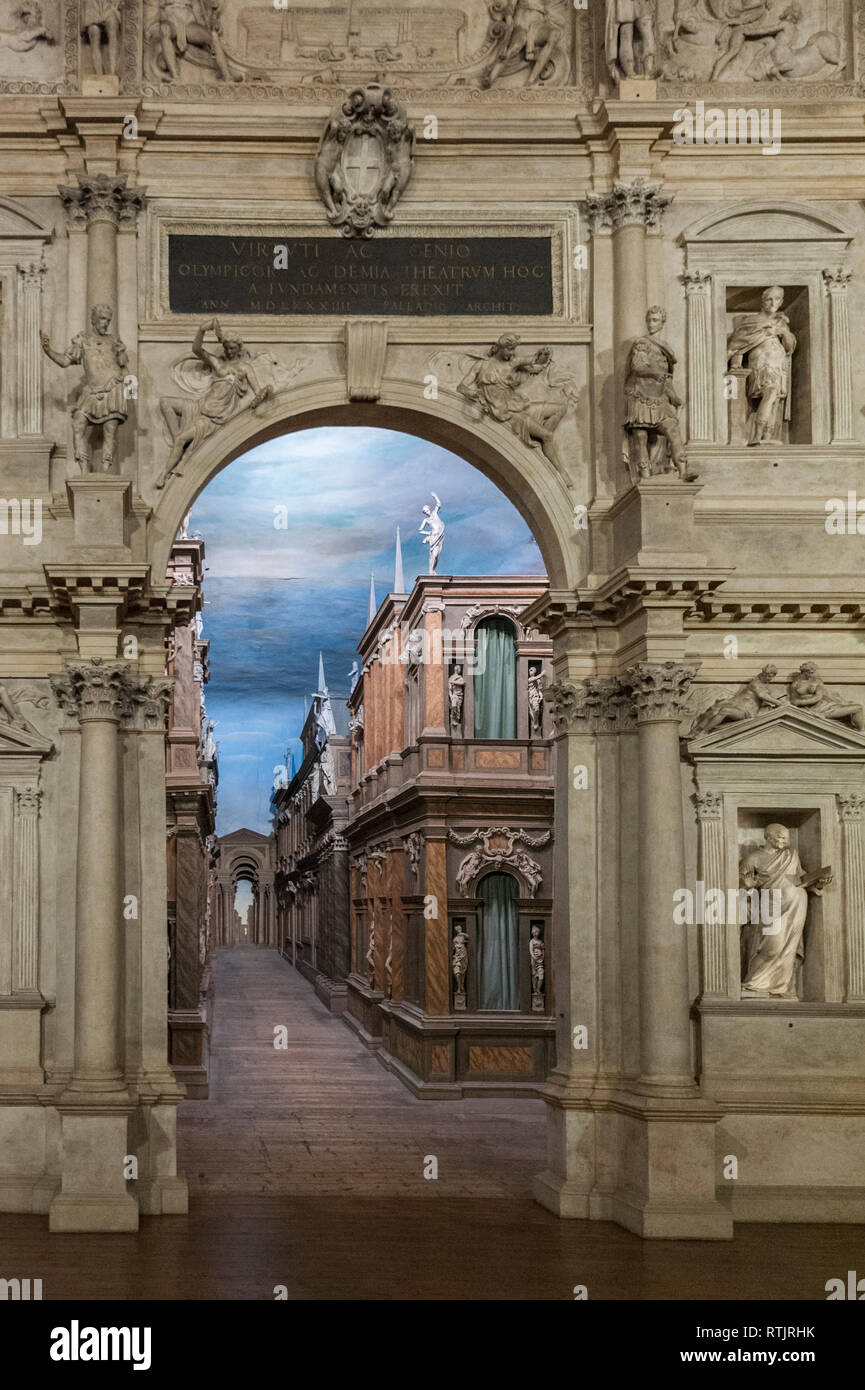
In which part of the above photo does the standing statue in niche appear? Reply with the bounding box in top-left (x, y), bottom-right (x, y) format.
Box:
top-left (529, 924), bottom-right (545, 1011)
top-left (528, 663), bottom-right (544, 735)
top-left (155, 320), bottom-right (274, 490)
top-left (145, 0), bottom-right (241, 82)
top-left (366, 918), bottom-right (376, 989)
top-left (41, 304), bottom-right (129, 473)
top-left (452, 923), bottom-right (469, 1011)
top-left (606, 0), bottom-right (656, 81)
top-left (740, 823), bottom-right (831, 1000)
top-left (480, 0), bottom-right (566, 89)
top-left (419, 492), bottom-right (445, 574)
top-left (624, 306), bottom-right (697, 482)
top-left (81, 0), bottom-right (121, 76)
top-left (787, 662), bottom-right (865, 731)
top-left (727, 286), bottom-right (796, 446)
top-left (448, 665), bottom-right (465, 731)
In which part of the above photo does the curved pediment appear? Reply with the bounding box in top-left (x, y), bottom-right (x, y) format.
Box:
top-left (687, 703), bottom-right (865, 759)
top-left (679, 202), bottom-right (854, 248)
top-left (0, 196), bottom-right (51, 241)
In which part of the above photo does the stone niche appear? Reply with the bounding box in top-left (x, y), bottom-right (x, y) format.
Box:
top-left (688, 703), bottom-right (865, 1006)
top-left (678, 202), bottom-right (855, 450)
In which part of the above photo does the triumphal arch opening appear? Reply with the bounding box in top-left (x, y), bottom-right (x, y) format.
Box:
top-left (0, 0), bottom-right (864, 1242)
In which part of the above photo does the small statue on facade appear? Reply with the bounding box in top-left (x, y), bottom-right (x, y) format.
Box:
top-left (529, 924), bottom-right (545, 1011)
top-left (348, 660), bottom-right (360, 693)
top-left (480, 0), bottom-right (566, 89)
top-left (452, 922), bottom-right (469, 1011)
top-left (366, 918), bottom-right (376, 988)
top-left (155, 319), bottom-right (272, 489)
top-left (146, 0), bottom-right (241, 83)
top-left (81, 0), bottom-right (121, 77)
top-left (689, 665), bottom-right (780, 737)
top-left (787, 662), bottom-right (864, 731)
top-left (41, 304), bottom-right (129, 472)
top-left (449, 664), bottom-right (465, 731)
top-left (419, 492), bottom-right (444, 575)
top-left (624, 306), bottom-right (696, 482)
top-left (727, 286), bottom-right (796, 446)
top-left (740, 822), bottom-right (832, 1000)
top-left (528, 663), bottom-right (544, 736)
top-left (605, 0), bottom-right (656, 82)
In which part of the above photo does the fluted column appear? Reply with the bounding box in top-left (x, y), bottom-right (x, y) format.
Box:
top-left (15, 261), bottom-right (46, 436)
top-left (51, 661), bottom-right (131, 1093)
top-left (628, 661), bottom-right (698, 1090)
top-left (12, 788), bottom-right (41, 994)
top-left (823, 269), bottom-right (855, 444)
top-left (695, 790), bottom-right (727, 997)
top-left (682, 271), bottom-right (713, 443)
top-left (838, 793), bottom-right (865, 1000)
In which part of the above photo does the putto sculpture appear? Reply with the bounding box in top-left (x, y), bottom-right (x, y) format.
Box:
top-left (314, 84), bottom-right (414, 239)
top-left (740, 822), bottom-right (831, 1000)
top-left (41, 304), bottom-right (129, 473)
top-left (727, 285), bottom-right (796, 446)
top-left (624, 306), bottom-right (696, 482)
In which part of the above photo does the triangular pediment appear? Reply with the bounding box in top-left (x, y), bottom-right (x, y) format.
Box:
top-left (687, 704), bottom-right (865, 758)
top-left (0, 717), bottom-right (53, 757)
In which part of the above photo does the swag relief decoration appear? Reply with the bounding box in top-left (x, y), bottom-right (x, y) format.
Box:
top-left (449, 825), bottom-right (551, 897)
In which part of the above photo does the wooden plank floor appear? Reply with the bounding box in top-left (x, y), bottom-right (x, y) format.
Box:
top-left (2, 946), bottom-right (863, 1300)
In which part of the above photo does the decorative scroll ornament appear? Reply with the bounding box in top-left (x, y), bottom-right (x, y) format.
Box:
top-left (449, 825), bottom-right (550, 898)
top-left (314, 84), bottom-right (415, 238)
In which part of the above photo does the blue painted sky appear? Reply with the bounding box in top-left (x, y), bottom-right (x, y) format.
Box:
top-left (189, 427), bottom-right (545, 834)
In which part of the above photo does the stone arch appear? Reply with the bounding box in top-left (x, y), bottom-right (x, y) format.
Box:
top-left (145, 380), bottom-right (580, 593)
top-left (678, 200), bottom-right (855, 247)
top-left (215, 832), bottom-right (275, 946)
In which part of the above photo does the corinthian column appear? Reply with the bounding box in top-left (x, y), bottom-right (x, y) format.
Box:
top-left (627, 661), bottom-right (698, 1091)
top-left (58, 173), bottom-right (146, 314)
top-left (838, 792), bottom-right (865, 1000)
top-left (823, 269), bottom-right (855, 444)
top-left (682, 271), bottom-right (713, 443)
top-left (695, 790), bottom-right (727, 997)
top-left (15, 261), bottom-right (46, 436)
top-left (12, 788), bottom-right (41, 994)
top-left (51, 660), bottom-right (131, 1093)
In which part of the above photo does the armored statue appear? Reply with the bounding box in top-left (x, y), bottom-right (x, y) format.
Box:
top-left (624, 306), bottom-right (696, 482)
top-left (41, 304), bottom-right (129, 472)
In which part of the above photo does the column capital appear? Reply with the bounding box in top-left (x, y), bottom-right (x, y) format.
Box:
top-left (58, 173), bottom-right (147, 230)
top-left (626, 661), bottom-right (698, 722)
top-left (585, 178), bottom-right (672, 236)
top-left (837, 792), bottom-right (865, 823)
top-left (15, 786), bottom-right (42, 815)
top-left (51, 659), bottom-right (133, 724)
top-left (16, 260), bottom-right (46, 290)
top-left (695, 790), bottom-right (723, 822)
top-left (681, 269), bottom-right (712, 295)
top-left (548, 676), bottom-right (634, 734)
top-left (823, 267), bottom-right (852, 294)
top-left (125, 674), bottom-right (174, 731)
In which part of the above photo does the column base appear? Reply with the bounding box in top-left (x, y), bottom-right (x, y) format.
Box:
top-left (48, 1105), bottom-right (139, 1233)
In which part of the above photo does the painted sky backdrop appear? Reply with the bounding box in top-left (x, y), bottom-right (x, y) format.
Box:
top-left (189, 427), bottom-right (545, 834)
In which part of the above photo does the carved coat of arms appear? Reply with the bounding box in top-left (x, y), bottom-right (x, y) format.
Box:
top-left (313, 83), bottom-right (415, 238)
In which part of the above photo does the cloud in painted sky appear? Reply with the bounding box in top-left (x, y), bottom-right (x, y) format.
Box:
top-left (191, 427), bottom-right (545, 835)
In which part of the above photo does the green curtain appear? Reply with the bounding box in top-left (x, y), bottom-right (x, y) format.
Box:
top-left (477, 872), bottom-right (520, 1010)
top-left (473, 617), bottom-right (517, 739)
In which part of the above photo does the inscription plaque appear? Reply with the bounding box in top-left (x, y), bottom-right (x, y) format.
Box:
top-left (168, 235), bottom-right (554, 316)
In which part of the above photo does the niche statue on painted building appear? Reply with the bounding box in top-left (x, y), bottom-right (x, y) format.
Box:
top-left (740, 822), bottom-right (832, 1000)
